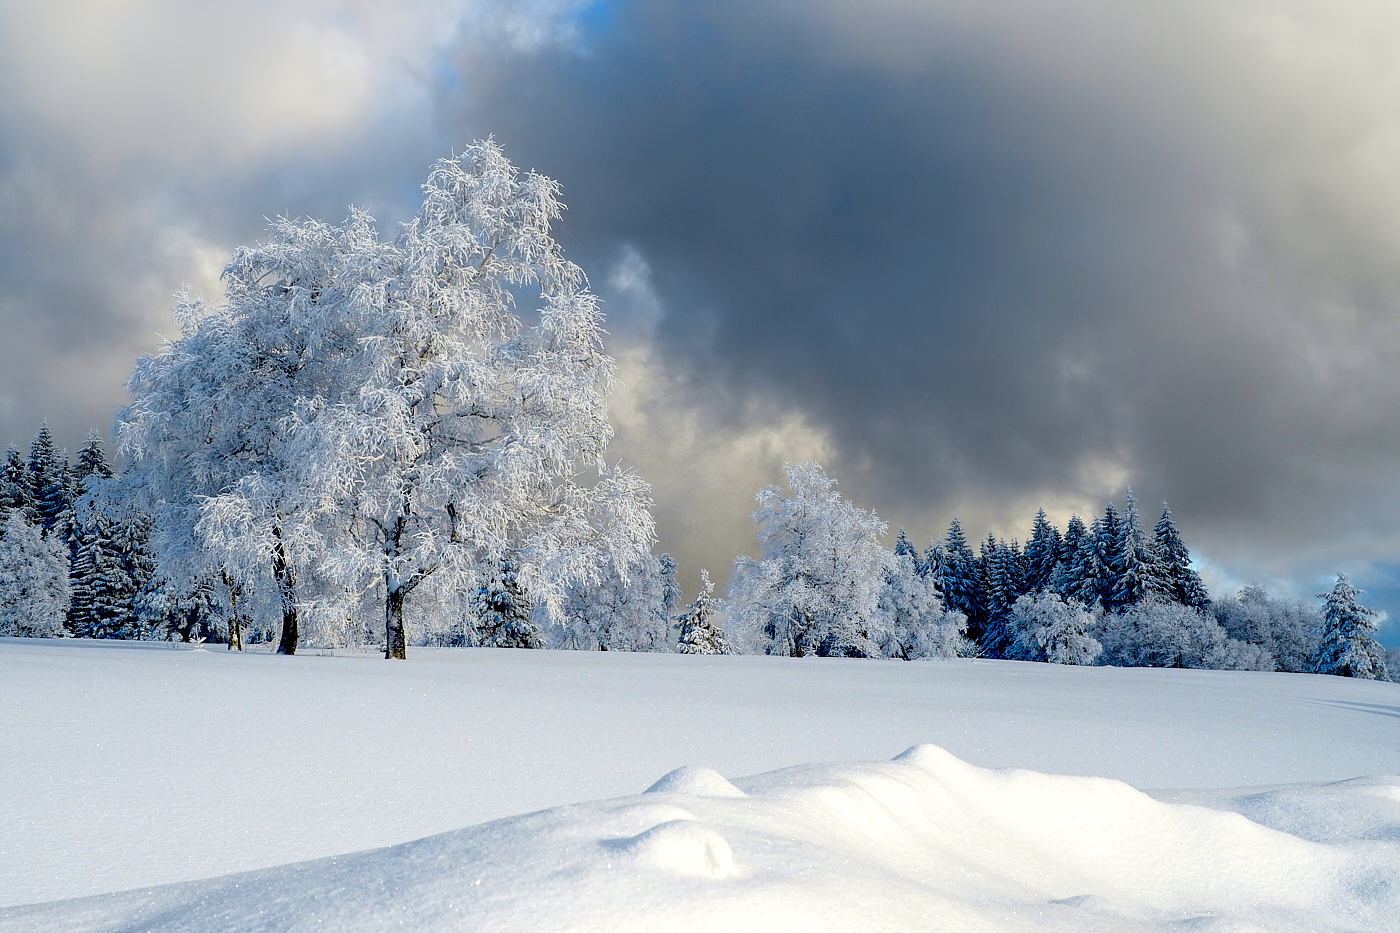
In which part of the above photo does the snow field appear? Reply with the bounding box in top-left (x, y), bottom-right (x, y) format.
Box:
top-left (4, 744), bottom-right (1397, 931)
top-left (2, 637), bottom-right (1398, 929)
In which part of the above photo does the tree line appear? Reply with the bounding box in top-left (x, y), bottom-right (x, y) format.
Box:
top-left (0, 140), bottom-right (1390, 680)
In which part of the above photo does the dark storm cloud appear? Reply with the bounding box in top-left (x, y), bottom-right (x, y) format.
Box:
top-left (437, 1), bottom-right (1400, 631)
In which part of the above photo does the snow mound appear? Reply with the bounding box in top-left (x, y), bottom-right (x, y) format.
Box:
top-left (644, 765), bottom-right (748, 798)
top-left (1156, 774), bottom-right (1400, 844)
top-left (607, 819), bottom-right (736, 878)
top-left (6, 743), bottom-right (1397, 932)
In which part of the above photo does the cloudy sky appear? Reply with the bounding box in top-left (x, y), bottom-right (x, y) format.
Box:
top-left (3, 0), bottom-right (1399, 643)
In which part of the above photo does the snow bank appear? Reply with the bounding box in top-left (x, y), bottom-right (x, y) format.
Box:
top-left (4, 744), bottom-right (1396, 932)
top-left (3, 637), bottom-right (1398, 913)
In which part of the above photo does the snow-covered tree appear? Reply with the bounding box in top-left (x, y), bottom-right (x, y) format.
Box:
top-left (1089, 503), bottom-right (1124, 613)
top-left (676, 568), bottom-right (727, 654)
top-left (68, 520), bottom-right (134, 639)
top-left (980, 537), bottom-right (1028, 657)
top-left (0, 511), bottom-right (70, 637)
top-left (1314, 574), bottom-right (1389, 680)
top-left (555, 550), bottom-right (671, 651)
top-left (893, 528), bottom-right (923, 575)
top-left (879, 547), bottom-right (968, 659)
top-left (472, 555), bottom-right (544, 648)
top-left (1023, 509), bottom-right (1062, 595)
top-left (939, 517), bottom-right (984, 642)
top-left (1152, 504), bottom-right (1209, 608)
top-left (1097, 601), bottom-right (1273, 670)
top-left (123, 206), bottom-right (383, 655)
top-left (66, 440), bottom-right (149, 640)
top-left (1007, 592), bottom-right (1101, 665)
top-left (1053, 514), bottom-right (1089, 599)
top-left (278, 140), bottom-right (654, 659)
top-left (71, 432), bottom-right (113, 491)
top-left (0, 447), bottom-right (28, 519)
top-left (729, 462), bottom-right (891, 657)
top-left (1114, 489), bottom-right (1156, 610)
top-left (26, 424), bottom-right (70, 537)
top-left (1213, 585), bottom-right (1318, 673)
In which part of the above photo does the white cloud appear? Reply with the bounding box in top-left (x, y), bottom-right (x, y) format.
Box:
top-left (0, 0), bottom-right (594, 167)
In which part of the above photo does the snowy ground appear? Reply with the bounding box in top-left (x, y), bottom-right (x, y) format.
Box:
top-left (2, 637), bottom-right (1398, 930)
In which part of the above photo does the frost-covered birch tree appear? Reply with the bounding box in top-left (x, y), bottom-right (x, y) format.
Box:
top-left (121, 210), bottom-right (378, 653)
top-left (729, 462), bottom-right (891, 657)
top-left (298, 140), bottom-right (653, 658)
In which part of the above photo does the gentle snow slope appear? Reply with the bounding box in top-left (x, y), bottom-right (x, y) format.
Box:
top-left (4, 745), bottom-right (1397, 932)
top-left (2, 637), bottom-right (1398, 918)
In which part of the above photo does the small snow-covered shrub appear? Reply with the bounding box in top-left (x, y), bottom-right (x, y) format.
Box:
top-left (1098, 601), bottom-right (1274, 671)
top-left (676, 570), bottom-right (728, 655)
top-left (1008, 592), bottom-right (1101, 665)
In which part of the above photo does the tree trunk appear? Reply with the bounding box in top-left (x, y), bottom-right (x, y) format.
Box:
top-left (272, 525), bottom-right (298, 655)
top-left (224, 573), bottom-right (244, 651)
top-left (385, 582), bottom-right (407, 660)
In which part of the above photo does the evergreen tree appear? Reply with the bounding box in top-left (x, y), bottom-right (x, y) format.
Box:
top-left (137, 573), bottom-right (220, 643)
top-left (1053, 514), bottom-right (1089, 598)
top-left (1152, 504), bottom-right (1209, 608)
top-left (939, 518), bottom-right (984, 643)
top-left (0, 447), bottom-right (29, 518)
top-left (474, 555), bottom-right (543, 648)
top-left (676, 569), bottom-right (727, 654)
top-left (1091, 503), bottom-right (1123, 612)
top-left (71, 432), bottom-right (113, 492)
top-left (980, 538), bottom-right (1025, 658)
top-left (1314, 574), bottom-right (1390, 680)
top-left (1114, 489), bottom-right (1155, 610)
top-left (68, 528), bottom-right (130, 638)
top-left (27, 423), bottom-right (70, 536)
top-left (659, 553), bottom-right (682, 621)
top-left (1023, 509), bottom-right (1061, 594)
top-left (894, 528), bottom-right (923, 575)
top-left (922, 540), bottom-right (944, 595)
top-left (1065, 519), bottom-right (1102, 609)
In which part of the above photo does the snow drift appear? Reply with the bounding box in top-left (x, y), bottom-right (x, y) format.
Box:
top-left (4, 744), bottom-right (1396, 932)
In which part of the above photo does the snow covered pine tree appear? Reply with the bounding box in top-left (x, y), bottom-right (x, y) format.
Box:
top-left (1314, 573), bottom-right (1390, 680)
top-left (676, 569), bottom-right (726, 654)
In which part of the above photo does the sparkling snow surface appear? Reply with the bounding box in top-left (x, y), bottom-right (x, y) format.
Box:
top-left (2, 638), bottom-right (1398, 930)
